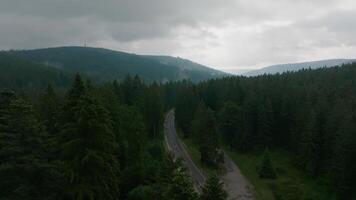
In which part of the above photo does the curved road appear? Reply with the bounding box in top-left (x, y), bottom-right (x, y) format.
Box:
top-left (164, 110), bottom-right (206, 191)
top-left (164, 110), bottom-right (254, 200)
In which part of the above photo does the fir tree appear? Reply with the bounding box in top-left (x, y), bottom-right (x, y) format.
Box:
top-left (166, 167), bottom-right (198, 200)
top-left (258, 148), bottom-right (276, 179)
top-left (0, 96), bottom-right (47, 199)
top-left (39, 84), bottom-right (60, 135)
top-left (58, 93), bottom-right (120, 199)
top-left (200, 175), bottom-right (227, 200)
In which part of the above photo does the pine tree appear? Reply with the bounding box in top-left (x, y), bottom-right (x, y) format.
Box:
top-left (144, 83), bottom-right (163, 138)
top-left (39, 84), bottom-right (60, 135)
top-left (200, 175), bottom-right (227, 200)
top-left (258, 148), bottom-right (276, 179)
top-left (62, 74), bottom-right (86, 123)
top-left (58, 92), bottom-right (120, 199)
top-left (166, 167), bottom-right (198, 200)
top-left (218, 102), bottom-right (242, 148)
top-left (193, 103), bottom-right (219, 167)
top-left (0, 95), bottom-right (47, 199)
top-left (256, 99), bottom-right (273, 147)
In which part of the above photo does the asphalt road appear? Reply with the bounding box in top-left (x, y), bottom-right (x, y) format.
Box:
top-left (164, 110), bottom-right (206, 191)
top-left (164, 109), bottom-right (254, 199)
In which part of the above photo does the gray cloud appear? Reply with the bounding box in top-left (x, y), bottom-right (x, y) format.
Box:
top-left (0, 0), bottom-right (355, 70)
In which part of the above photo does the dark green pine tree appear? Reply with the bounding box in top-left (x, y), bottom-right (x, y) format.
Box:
top-left (39, 84), bottom-right (60, 135)
top-left (193, 102), bottom-right (219, 166)
top-left (200, 175), bottom-right (227, 200)
top-left (144, 83), bottom-right (163, 138)
top-left (258, 148), bottom-right (276, 179)
top-left (165, 167), bottom-right (198, 200)
top-left (57, 77), bottom-right (120, 199)
top-left (0, 95), bottom-right (47, 199)
top-left (256, 99), bottom-right (273, 147)
top-left (218, 102), bottom-right (242, 148)
top-left (62, 74), bottom-right (86, 123)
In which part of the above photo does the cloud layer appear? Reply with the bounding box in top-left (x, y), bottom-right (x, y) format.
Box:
top-left (1, 0), bottom-right (356, 70)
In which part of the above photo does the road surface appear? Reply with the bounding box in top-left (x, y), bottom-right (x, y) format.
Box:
top-left (164, 109), bottom-right (254, 200)
top-left (164, 109), bottom-right (206, 191)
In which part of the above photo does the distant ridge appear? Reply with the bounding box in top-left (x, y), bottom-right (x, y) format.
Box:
top-left (243, 59), bottom-right (356, 76)
top-left (8, 46), bottom-right (227, 82)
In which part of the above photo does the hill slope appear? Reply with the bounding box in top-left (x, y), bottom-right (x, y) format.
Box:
top-left (9, 46), bottom-right (226, 82)
top-left (0, 52), bottom-right (72, 90)
top-left (145, 55), bottom-right (226, 80)
top-left (244, 59), bottom-right (356, 76)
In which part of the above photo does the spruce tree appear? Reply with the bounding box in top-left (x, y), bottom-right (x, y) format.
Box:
top-left (258, 148), bottom-right (276, 179)
top-left (192, 102), bottom-right (219, 166)
top-left (62, 74), bottom-right (86, 123)
top-left (218, 102), bottom-right (242, 148)
top-left (166, 168), bottom-right (198, 200)
top-left (200, 175), bottom-right (227, 200)
top-left (0, 95), bottom-right (47, 199)
top-left (57, 76), bottom-right (120, 199)
top-left (144, 83), bottom-right (163, 138)
top-left (39, 84), bottom-right (60, 135)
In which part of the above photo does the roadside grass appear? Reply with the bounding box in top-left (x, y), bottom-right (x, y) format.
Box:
top-left (177, 130), bottom-right (220, 177)
top-left (223, 147), bottom-right (335, 200)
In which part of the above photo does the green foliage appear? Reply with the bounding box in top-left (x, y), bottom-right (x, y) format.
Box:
top-left (0, 94), bottom-right (48, 199)
top-left (175, 81), bottom-right (199, 137)
top-left (218, 102), bottom-right (243, 148)
top-left (166, 167), bottom-right (198, 200)
top-left (128, 185), bottom-right (158, 200)
top-left (258, 149), bottom-right (276, 179)
top-left (0, 52), bottom-right (72, 91)
top-left (200, 175), bottom-right (227, 200)
top-left (58, 92), bottom-right (120, 199)
top-left (38, 84), bottom-right (60, 135)
top-left (174, 63), bottom-right (356, 199)
top-left (192, 101), bottom-right (221, 167)
top-left (144, 83), bottom-right (164, 138)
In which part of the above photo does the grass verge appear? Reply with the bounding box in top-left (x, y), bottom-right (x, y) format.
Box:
top-left (177, 130), bottom-right (220, 177)
top-left (223, 147), bottom-right (335, 200)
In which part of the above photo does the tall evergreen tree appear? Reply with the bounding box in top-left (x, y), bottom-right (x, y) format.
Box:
top-left (39, 84), bottom-right (60, 135)
top-left (200, 175), bottom-right (227, 200)
top-left (218, 102), bottom-right (243, 148)
top-left (0, 95), bottom-right (47, 199)
top-left (166, 167), bottom-right (198, 200)
top-left (258, 148), bottom-right (276, 179)
top-left (144, 83), bottom-right (163, 138)
top-left (192, 101), bottom-right (220, 166)
top-left (58, 94), bottom-right (120, 199)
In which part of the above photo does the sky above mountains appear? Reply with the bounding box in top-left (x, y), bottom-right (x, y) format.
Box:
top-left (1, 0), bottom-right (356, 71)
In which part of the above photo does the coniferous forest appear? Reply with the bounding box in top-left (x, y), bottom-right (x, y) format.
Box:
top-left (169, 63), bottom-right (356, 199)
top-left (0, 60), bottom-right (356, 200)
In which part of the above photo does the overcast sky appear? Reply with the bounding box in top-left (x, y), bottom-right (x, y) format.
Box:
top-left (1, 0), bottom-right (356, 71)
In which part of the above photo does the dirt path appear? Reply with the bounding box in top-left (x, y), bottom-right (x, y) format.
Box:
top-left (221, 153), bottom-right (254, 200)
top-left (164, 110), bottom-right (254, 199)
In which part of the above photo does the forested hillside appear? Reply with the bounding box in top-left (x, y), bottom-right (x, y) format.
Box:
top-left (244, 59), bottom-right (356, 76)
top-left (169, 63), bottom-right (356, 200)
top-left (8, 47), bottom-right (226, 82)
top-left (0, 71), bottom-right (227, 200)
top-left (0, 52), bottom-right (72, 90)
top-left (1, 54), bottom-right (355, 199)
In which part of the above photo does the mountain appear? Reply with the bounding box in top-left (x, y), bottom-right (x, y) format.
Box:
top-left (8, 46), bottom-right (226, 82)
top-left (144, 55), bottom-right (226, 80)
top-left (243, 59), bottom-right (356, 76)
top-left (0, 52), bottom-right (72, 90)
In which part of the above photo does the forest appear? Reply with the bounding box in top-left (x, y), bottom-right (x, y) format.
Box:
top-left (0, 61), bottom-right (355, 200)
top-left (170, 63), bottom-right (356, 200)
